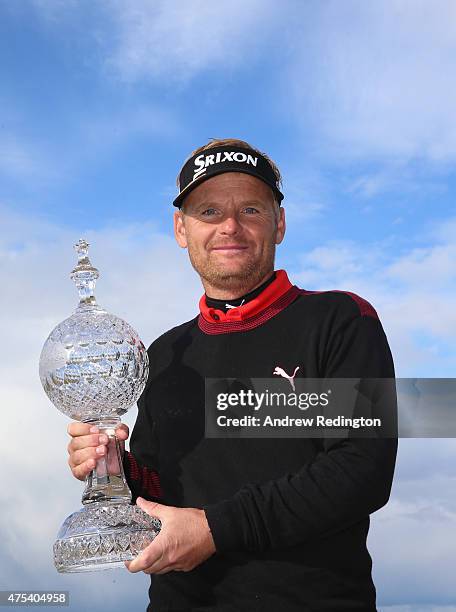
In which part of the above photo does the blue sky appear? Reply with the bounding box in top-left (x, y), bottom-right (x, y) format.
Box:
top-left (1, 2), bottom-right (456, 611)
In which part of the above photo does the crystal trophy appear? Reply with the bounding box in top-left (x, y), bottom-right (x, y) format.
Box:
top-left (39, 239), bottom-right (161, 572)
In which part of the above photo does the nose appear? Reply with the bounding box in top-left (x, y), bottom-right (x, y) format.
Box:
top-left (219, 213), bottom-right (242, 235)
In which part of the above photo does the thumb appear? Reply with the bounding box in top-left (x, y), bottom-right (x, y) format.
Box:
top-left (136, 496), bottom-right (166, 517)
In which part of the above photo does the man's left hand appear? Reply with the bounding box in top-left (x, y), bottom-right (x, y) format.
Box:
top-left (124, 497), bottom-right (217, 575)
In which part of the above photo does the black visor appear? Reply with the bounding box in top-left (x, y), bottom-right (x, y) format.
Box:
top-left (173, 145), bottom-right (284, 208)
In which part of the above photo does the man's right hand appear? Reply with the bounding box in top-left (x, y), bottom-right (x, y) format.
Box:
top-left (67, 422), bottom-right (130, 481)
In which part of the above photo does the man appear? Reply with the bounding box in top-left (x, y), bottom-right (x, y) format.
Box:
top-left (67, 138), bottom-right (397, 611)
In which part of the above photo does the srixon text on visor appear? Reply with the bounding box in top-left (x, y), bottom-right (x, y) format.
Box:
top-left (193, 151), bottom-right (258, 179)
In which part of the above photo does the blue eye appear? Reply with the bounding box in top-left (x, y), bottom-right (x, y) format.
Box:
top-left (244, 207), bottom-right (259, 214)
top-left (201, 208), bottom-right (217, 216)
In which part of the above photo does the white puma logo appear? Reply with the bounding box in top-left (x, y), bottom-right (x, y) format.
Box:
top-left (226, 299), bottom-right (245, 310)
top-left (273, 365), bottom-right (300, 391)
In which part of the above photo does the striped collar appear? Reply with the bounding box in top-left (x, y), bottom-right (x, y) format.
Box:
top-left (198, 269), bottom-right (299, 334)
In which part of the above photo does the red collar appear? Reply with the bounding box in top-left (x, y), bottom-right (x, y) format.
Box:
top-left (198, 269), bottom-right (299, 334)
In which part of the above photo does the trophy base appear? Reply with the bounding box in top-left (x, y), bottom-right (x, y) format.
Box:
top-left (53, 501), bottom-right (161, 573)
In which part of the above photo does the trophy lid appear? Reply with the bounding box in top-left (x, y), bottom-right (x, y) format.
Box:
top-left (70, 239), bottom-right (102, 311)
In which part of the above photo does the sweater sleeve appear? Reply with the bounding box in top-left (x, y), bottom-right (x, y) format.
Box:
top-left (203, 299), bottom-right (398, 553)
top-left (123, 344), bottom-right (163, 504)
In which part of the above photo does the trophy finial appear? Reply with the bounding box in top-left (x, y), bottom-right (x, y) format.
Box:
top-left (70, 238), bottom-right (101, 310)
top-left (74, 238), bottom-right (90, 258)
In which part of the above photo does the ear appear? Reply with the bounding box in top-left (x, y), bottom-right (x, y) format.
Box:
top-left (275, 206), bottom-right (286, 245)
top-left (174, 210), bottom-right (188, 248)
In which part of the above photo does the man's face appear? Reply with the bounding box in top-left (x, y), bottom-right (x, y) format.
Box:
top-left (173, 172), bottom-right (286, 294)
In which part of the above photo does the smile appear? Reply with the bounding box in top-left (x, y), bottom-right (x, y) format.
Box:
top-left (211, 246), bottom-right (248, 251)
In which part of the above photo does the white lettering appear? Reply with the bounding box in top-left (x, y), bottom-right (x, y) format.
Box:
top-left (194, 154), bottom-right (206, 172)
top-left (316, 415), bottom-right (382, 429)
top-left (263, 416), bottom-right (315, 427)
top-left (254, 392), bottom-right (265, 410)
top-left (217, 415), bottom-right (260, 427)
top-left (228, 392), bottom-right (239, 406)
top-left (193, 151), bottom-right (259, 180)
top-left (232, 152), bottom-right (247, 162)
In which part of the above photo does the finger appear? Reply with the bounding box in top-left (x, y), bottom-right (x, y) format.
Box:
top-left (125, 544), bottom-right (164, 573)
top-left (136, 497), bottom-right (162, 516)
top-left (67, 422), bottom-right (95, 437)
top-left (71, 446), bottom-right (105, 469)
top-left (115, 424), bottom-right (129, 440)
top-left (143, 558), bottom-right (183, 575)
top-left (69, 456), bottom-right (96, 481)
top-left (125, 555), bottom-right (155, 573)
top-left (67, 433), bottom-right (109, 454)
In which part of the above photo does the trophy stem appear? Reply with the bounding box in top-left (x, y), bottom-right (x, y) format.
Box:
top-left (82, 418), bottom-right (132, 505)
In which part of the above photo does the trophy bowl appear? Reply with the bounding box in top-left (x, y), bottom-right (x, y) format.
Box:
top-left (39, 239), bottom-right (161, 572)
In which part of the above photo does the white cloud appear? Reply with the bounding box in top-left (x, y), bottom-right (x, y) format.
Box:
top-left (344, 162), bottom-right (448, 201)
top-left (27, 0), bottom-right (281, 85)
top-left (368, 438), bottom-right (456, 608)
top-left (26, 0), bottom-right (456, 166)
top-left (286, 0), bottom-right (456, 162)
top-left (102, 0), bottom-right (280, 83)
top-left (292, 217), bottom-right (456, 376)
top-left (371, 447), bottom-right (456, 606)
top-left (279, 170), bottom-right (327, 222)
top-left (386, 244), bottom-right (456, 289)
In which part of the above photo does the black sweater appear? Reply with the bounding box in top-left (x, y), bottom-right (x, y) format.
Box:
top-left (123, 269), bottom-right (398, 611)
